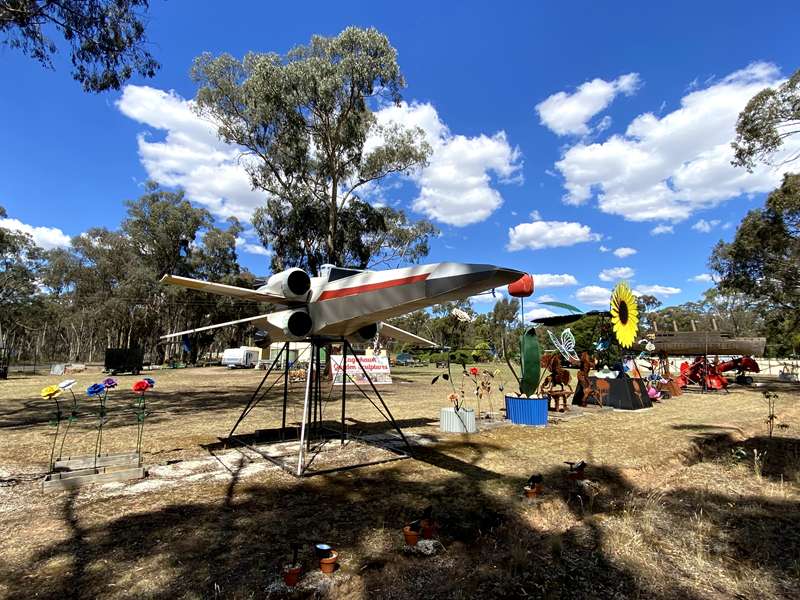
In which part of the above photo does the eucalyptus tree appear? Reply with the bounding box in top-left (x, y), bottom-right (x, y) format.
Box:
top-left (0, 205), bottom-right (44, 346)
top-left (192, 26), bottom-right (432, 270)
top-left (732, 67), bottom-right (800, 171)
top-left (0, 0), bottom-right (159, 92)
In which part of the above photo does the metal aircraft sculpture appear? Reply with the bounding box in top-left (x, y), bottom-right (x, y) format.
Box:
top-left (160, 263), bottom-right (529, 347)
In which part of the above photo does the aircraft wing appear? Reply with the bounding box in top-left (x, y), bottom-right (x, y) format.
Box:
top-left (159, 313), bottom-right (285, 340)
top-left (160, 274), bottom-right (288, 304)
top-left (380, 323), bottom-right (437, 347)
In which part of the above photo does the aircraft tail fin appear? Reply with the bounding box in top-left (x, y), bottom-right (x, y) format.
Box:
top-left (160, 274), bottom-right (288, 304)
top-left (159, 314), bottom-right (280, 340)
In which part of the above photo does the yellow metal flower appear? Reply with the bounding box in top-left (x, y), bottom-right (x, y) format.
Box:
top-left (610, 281), bottom-right (639, 348)
top-left (40, 385), bottom-right (61, 399)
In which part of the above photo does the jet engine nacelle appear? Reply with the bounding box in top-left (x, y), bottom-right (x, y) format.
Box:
top-left (347, 323), bottom-right (379, 344)
top-left (271, 309), bottom-right (313, 340)
top-left (253, 330), bottom-right (272, 349)
top-left (263, 268), bottom-right (311, 300)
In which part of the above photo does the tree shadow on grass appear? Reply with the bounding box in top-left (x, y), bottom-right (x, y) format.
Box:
top-left (1, 429), bottom-right (799, 599)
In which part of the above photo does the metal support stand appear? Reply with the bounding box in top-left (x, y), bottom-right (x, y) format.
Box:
top-left (341, 342), bottom-right (347, 445)
top-left (345, 340), bottom-right (411, 450)
top-left (225, 337), bottom-right (411, 478)
top-left (229, 342), bottom-right (288, 439)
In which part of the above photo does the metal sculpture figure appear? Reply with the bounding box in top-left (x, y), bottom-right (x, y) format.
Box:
top-left (576, 351), bottom-right (607, 407)
top-left (540, 353), bottom-right (573, 412)
top-left (548, 328), bottom-right (579, 364)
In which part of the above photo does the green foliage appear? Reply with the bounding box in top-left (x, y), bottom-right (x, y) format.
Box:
top-left (5, 183), bottom-right (258, 363)
top-left (0, 0), bottom-right (159, 92)
top-left (710, 173), bottom-right (799, 340)
top-left (732, 68), bottom-right (800, 171)
top-left (253, 196), bottom-right (436, 274)
top-left (472, 341), bottom-right (492, 362)
top-left (192, 26), bottom-right (432, 268)
top-left (0, 208), bottom-right (44, 342)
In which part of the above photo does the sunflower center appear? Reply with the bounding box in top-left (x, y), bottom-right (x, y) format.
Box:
top-left (618, 301), bottom-right (629, 325)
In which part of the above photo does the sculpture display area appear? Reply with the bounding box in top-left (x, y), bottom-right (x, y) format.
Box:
top-left (527, 282), bottom-right (666, 412)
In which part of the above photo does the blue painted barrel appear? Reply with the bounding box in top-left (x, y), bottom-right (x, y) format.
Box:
top-left (505, 396), bottom-right (548, 426)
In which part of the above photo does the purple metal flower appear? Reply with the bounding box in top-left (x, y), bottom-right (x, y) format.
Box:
top-left (103, 378), bottom-right (118, 389)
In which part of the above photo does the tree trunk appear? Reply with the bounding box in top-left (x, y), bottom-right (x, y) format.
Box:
top-left (328, 176), bottom-right (338, 267)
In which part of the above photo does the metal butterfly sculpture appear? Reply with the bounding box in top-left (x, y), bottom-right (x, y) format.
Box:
top-left (548, 328), bottom-right (579, 363)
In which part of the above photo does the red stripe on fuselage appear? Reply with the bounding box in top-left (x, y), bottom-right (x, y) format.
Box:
top-left (318, 273), bottom-right (430, 301)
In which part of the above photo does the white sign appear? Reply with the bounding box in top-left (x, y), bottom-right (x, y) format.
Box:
top-left (331, 354), bottom-right (392, 385)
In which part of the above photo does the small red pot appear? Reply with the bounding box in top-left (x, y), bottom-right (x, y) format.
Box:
top-left (319, 551), bottom-right (338, 574)
top-left (403, 525), bottom-right (420, 546)
top-left (283, 565), bottom-right (302, 586)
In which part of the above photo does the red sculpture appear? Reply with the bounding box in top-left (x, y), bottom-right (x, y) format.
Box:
top-left (676, 355), bottom-right (760, 389)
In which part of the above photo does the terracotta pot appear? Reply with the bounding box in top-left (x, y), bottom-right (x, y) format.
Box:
top-left (420, 518), bottom-right (436, 539)
top-left (283, 565), bottom-right (302, 587)
top-left (403, 525), bottom-right (420, 546)
top-left (523, 483), bottom-right (543, 498)
top-left (319, 550), bottom-right (338, 574)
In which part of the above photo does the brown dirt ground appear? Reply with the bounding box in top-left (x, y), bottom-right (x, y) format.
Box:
top-left (0, 365), bottom-right (799, 599)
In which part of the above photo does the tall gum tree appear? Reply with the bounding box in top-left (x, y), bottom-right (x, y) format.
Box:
top-left (191, 26), bottom-right (432, 270)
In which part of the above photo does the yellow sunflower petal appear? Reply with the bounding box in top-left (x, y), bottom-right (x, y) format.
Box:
top-left (609, 281), bottom-right (639, 348)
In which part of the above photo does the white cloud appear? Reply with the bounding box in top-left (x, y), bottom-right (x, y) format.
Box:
top-left (691, 218), bottom-right (721, 233)
top-left (507, 220), bottom-right (601, 251)
top-left (0, 217), bottom-right (71, 249)
top-left (235, 237), bottom-right (271, 256)
top-left (689, 273), bottom-right (714, 283)
top-left (117, 86), bottom-right (266, 221)
top-left (529, 209), bottom-right (541, 220)
top-left (575, 285), bottom-right (612, 307)
top-left (536, 294), bottom-right (557, 303)
top-left (532, 273), bottom-right (578, 288)
top-left (650, 224), bottom-right (674, 235)
top-left (599, 245), bottom-right (610, 252)
top-left (554, 63), bottom-right (800, 222)
top-left (612, 246), bottom-right (637, 258)
top-left (536, 73), bottom-right (641, 136)
top-left (372, 101), bottom-right (522, 226)
top-left (119, 89), bottom-right (521, 228)
top-left (599, 266), bottom-right (635, 282)
top-left (525, 307), bottom-right (557, 321)
top-left (635, 284), bottom-right (681, 296)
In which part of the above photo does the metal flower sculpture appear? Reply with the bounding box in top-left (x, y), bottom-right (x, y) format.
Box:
top-left (87, 383), bottom-right (105, 397)
top-left (102, 377), bottom-right (118, 389)
top-left (610, 282), bottom-right (639, 348)
top-left (41, 385), bottom-right (63, 468)
top-left (131, 379), bottom-right (153, 463)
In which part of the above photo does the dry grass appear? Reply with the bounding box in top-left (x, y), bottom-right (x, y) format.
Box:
top-left (0, 365), bottom-right (799, 599)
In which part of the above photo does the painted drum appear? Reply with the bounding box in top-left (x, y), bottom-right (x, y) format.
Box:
top-left (508, 274), bottom-right (534, 298)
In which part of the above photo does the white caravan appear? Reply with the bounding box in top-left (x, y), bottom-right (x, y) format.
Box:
top-left (221, 347), bottom-right (260, 369)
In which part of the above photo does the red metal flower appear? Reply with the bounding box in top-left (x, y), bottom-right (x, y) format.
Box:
top-left (469, 367), bottom-right (479, 376)
top-left (132, 380), bottom-right (150, 393)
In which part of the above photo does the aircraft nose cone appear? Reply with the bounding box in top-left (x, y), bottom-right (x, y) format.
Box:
top-left (496, 267), bottom-right (527, 285)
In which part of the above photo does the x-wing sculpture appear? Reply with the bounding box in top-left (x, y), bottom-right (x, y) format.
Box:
top-left (160, 262), bottom-right (529, 476)
top-left (160, 262), bottom-right (528, 347)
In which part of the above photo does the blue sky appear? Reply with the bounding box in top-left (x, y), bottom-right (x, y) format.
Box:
top-left (2, 1), bottom-right (799, 318)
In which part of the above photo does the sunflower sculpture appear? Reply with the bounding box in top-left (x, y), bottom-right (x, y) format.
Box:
top-left (610, 282), bottom-right (638, 348)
